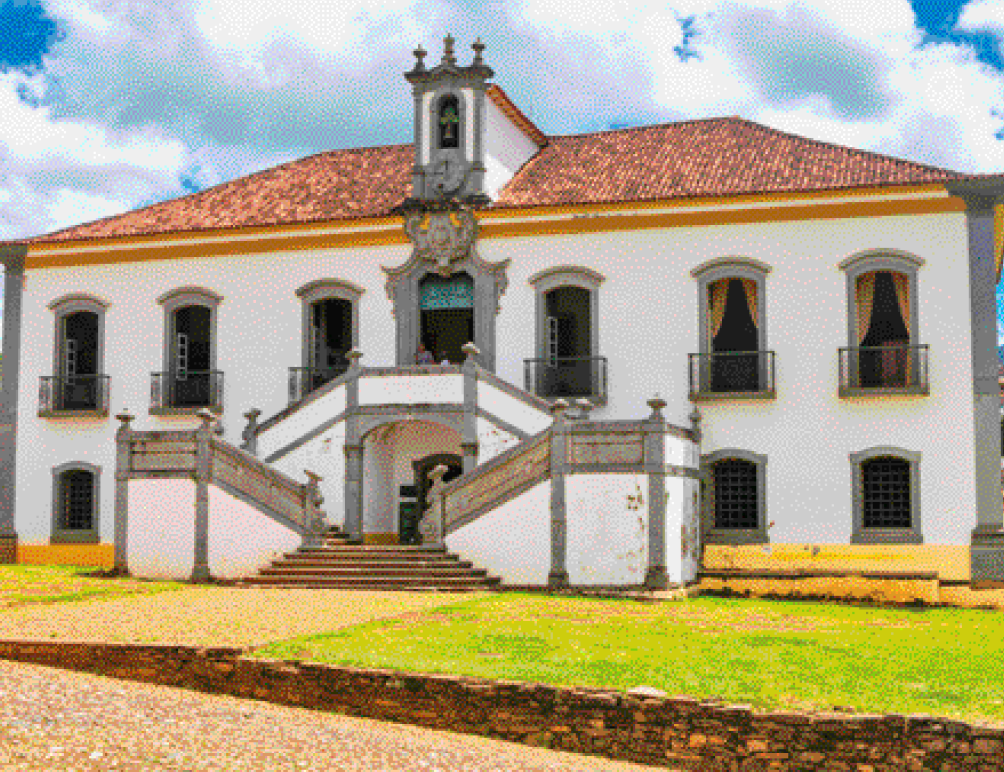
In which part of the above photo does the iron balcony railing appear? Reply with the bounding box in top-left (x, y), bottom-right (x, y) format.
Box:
top-left (689, 351), bottom-right (776, 399)
top-left (38, 375), bottom-right (110, 415)
top-left (523, 356), bottom-right (608, 402)
top-left (288, 364), bottom-right (350, 405)
top-left (839, 344), bottom-right (929, 396)
top-left (150, 370), bottom-right (224, 411)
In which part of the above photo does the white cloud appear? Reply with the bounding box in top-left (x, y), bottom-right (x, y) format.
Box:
top-left (0, 0), bottom-right (1001, 242)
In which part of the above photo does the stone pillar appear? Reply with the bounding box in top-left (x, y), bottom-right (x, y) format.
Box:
top-left (644, 397), bottom-right (668, 590)
top-left (303, 469), bottom-right (326, 547)
top-left (548, 399), bottom-right (569, 589)
top-left (191, 409), bottom-right (214, 582)
top-left (343, 350), bottom-right (364, 541)
top-left (572, 398), bottom-right (593, 422)
top-left (419, 464), bottom-right (449, 546)
top-left (240, 408), bottom-right (261, 455)
top-left (954, 191), bottom-right (1004, 583)
top-left (0, 246), bottom-right (26, 563)
top-left (113, 410), bottom-right (135, 575)
top-left (461, 342), bottom-right (480, 474)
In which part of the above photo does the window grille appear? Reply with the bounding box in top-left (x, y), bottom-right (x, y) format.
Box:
top-left (59, 470), bottom-right (94, 531)
top-left (862, 457), bottom-right (911, 529)
top-left (713, 458), bottom-right (758, 530)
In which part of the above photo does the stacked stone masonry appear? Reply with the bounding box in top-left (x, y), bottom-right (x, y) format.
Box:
top-left (0, 641), bottom-right (1000, 771)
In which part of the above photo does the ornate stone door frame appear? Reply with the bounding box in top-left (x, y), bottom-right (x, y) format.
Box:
top-left (385, 209), bottom-right (508, 371)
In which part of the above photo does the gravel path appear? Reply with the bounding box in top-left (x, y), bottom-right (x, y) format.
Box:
top-left (0, 660), bottom-right (663, 771)
top-left (0, 588), bottom-right (480, 646)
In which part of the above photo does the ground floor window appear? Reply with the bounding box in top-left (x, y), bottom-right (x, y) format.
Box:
top-left (51, 463), bottom-right (100, 543)
top-left (700, 449), bottom-right (767, 544)
top-left (850, 447), bottom-right (921, 544)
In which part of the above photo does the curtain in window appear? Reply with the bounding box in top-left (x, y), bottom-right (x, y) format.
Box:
top-left (709, 279), bottom-right (728, 341)
top-left (890, 272), bottom-right (910, 333)
top-left (741, 279), bottom-right (758, 328)
top-left (855, 273), bottom-right (876, 344)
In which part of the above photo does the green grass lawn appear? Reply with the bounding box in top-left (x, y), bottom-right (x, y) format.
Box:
top-left (255, 593), bottom-right (1004, 724)
top-left (0, 565), bottom-right (184, 608)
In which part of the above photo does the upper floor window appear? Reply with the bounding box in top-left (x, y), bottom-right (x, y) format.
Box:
top-left (51, 462), bottom-right (100, 544)
top-left (690, 257), bottom-right (774, 399)
top-left (41, 295), bottom-right (110, 415)
top-left (839, 251), bottom-right (927, 396)
top-left (850, 447), bottom-right (922, 544)
top-left (291, 279), bottom-right (363, 403)
top-left (527, 266), bottom-right (606, 403)
top-left (153, 287), bottom-right (223, 413)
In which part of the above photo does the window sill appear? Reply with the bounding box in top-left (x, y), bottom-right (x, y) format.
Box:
top-left (839, 386), bottom-right (929, 399)
top-left (50, 532), bottom-right (100, 545)
top-left (690, 390), bottom-right (776, 402)
top-left (703, 529), bottom-right (768, 545)
top-left (149, 406), bottom-right (223, 416)
top-left (851, 529), bottom-right (923, 545)
top-left (38, 410), bottom-right (108, 419)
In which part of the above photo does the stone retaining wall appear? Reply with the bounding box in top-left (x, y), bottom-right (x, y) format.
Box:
top-left (0, 640), bottom-right (1001, 771)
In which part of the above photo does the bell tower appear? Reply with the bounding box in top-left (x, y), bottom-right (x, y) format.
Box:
top-left (402, 35), bottom-right (493, 208)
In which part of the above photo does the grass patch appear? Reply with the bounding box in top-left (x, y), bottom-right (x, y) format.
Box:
top-left (0, 565), bottom-right (184, 609)
top-left (254, 593), bottom-right (1004, 724)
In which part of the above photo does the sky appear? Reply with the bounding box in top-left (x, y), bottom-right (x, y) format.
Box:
top-left (1, 0), bottom-right (1004, 337)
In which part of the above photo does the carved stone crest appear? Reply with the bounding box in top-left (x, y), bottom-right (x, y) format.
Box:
top-left (404, 208), bottom-right (477, 276)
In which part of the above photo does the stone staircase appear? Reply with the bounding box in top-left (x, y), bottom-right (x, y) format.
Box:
top-left (242, 529), bottom-right (501, 591)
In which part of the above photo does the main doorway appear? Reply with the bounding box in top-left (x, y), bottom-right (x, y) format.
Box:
top-left (419, 273), bottom-right (474, 364)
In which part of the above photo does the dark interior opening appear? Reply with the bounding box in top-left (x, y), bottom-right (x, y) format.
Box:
top-left (711, 279), bottom-right (759, 392)
top-left (309, 298), bottom-right (352, 389)
top-left (541, 286), bottom-right (592, 396)
top-left (419, 273), bottom-right (474, 364)
top-left (172, 304), bottom-right (212, 406)
top-left (60, 311), bottom-right (99, 409)
top-left (860, 271), bottom-right (910, 388)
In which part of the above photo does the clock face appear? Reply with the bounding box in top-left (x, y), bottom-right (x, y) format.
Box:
top-left (432, 154), bottom-right (466, 194)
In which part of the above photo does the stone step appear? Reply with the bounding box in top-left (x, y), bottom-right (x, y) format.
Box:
top-left (242, 574), bottom-right (500, 589)
top-left (288, 549), bottom-right (449, 560)
top-left (259, 565), bottom-right (488, 578)
top-left (273, 558), bottom-right (471, 569)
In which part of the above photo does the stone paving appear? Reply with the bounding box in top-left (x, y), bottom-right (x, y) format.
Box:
top-left (0, 659), bottom-right (662, 771)
top-left (0, 587), bottom-right (481, 646)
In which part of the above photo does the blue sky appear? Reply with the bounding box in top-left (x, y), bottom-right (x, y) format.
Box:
top-left (1, 0), bottom-right (1004, 338)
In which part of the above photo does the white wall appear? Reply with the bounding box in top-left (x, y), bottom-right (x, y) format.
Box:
top-left (359, 374), bottom-right (463, 405)
top-left (566, 474), bottom-right (649, 586)
top-left (446, 480), bottom-right (552, 585)
top-left (484, 96), bottom-right (539, 200)
top-left (207, 486), bottom-right (302, 579)
top-left (126, 479), bottom-right (195, 579)
top-left (476, 417), bottom-right (521, 463)
top-left (17, 202), bottom-right (978, 551)
top-left (477, 379), bottom-right (553, 435)
top-left (270, 420), bottom-right (347, 530)
top-left (256, 385), bottom-right (347, 459)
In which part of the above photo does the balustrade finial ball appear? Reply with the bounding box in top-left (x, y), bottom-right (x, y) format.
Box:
top-left (461, 342), bottom-right (480, 360)
top-left (196, 408), bottom-right (215, 425)
top-left (429, 463), bottom-right (449, 482)
top-left (647, 395), bottom-right (667, 418)
top-left (115, 410), bottom-right (135, 425)
top-left (574, 398), bottom-right (593, 416)
top-left (244, 407), bottom-right (261, 420)
top-left (551, 398), bottom-right (569, 416)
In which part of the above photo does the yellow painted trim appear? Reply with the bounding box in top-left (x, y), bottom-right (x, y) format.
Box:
top-left (27, 227), bottom-right (408, 270)
top-left (363, 533), bottom-right (400, 545)
top-left (994, 204), bottom-right (1003, 281)
top-left (480, 197), bottom-right (965, 241)
top-left (26, 191), bottom-right (964, 270)
top-left (17, 543), bottom-right (115, 569)
top-left (476, 183), bottom-right (948, 220)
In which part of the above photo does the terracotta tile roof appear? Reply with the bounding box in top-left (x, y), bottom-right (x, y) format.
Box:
top-left (26, 116), bottom-right (967, 245)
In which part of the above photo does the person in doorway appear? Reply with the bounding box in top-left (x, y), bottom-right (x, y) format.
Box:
top-left (416, 342), bottom-right (435, 365)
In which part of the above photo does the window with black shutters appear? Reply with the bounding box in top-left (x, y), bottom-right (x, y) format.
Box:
top-left (59, 470), bottom-right (94, 531)
top-left (861, 456), bottom-right (912, 529)
top-left (713, 458), bottom-right (759, 530)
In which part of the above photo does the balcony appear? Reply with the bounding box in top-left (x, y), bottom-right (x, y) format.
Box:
top-left (839, 344), bottom-right (929, 397)
top-left (150, 371), bottom-right (224, 414)
top-left (288, 365), bottom-right (350, 405)
top-left (524, 356), bottom-right (608, 403)
top-left (38, 375), bottom-right (110, 417)
top-left (689, 351), bottom-right (776, 400)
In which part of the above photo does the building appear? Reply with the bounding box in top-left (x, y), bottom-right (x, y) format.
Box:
top-left (0, 37), bottom-right (1002, 587)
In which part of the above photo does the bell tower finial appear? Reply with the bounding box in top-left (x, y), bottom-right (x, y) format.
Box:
top-left (442, 34), bottom-right (456, 65)
top-left (412, 44), bottom-right (427, 72)
top-left (471, 37), bottom-right (485, 66)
